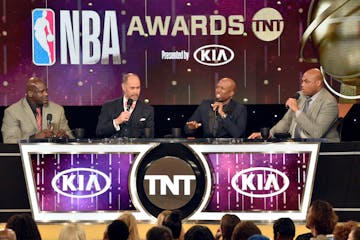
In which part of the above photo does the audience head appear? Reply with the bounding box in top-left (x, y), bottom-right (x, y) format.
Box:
top-left (58, 223), bottom-right (86, 240)
top-left (348, 226), bottom-right (360, 240)
top-left (25, 77), bottom-right (49, 106)
top-left (231, 221), bottom-right (261, 240)
top-left (162, 210), bottom-right (182, 239)
top-left (334, 221), bottom-right (358, 240)
top-left (184, 225), bottom-right (215, 240)
top-left (5, 213), bottom-right (42, 240)
top-left (157, 210), bottom-right (172, 226)
top-left (220, 214), bottom-right (241, 240)
top-left (146, 226), bottom-right (173, 240)
top-left (306, 200), bottom-right (338, 236)
top-left (273, 218), bottom-right (295, 240)
top-left (301, 68), bottom-right (324, 97)
top-left (117, 212), bottom-right (140, 240)
top-left (106, 220), bottom-right (129, 240)
top-left (122, 73), bottom-right (141, 101)
top-left (215, 78), bottom-right (236, 104)
top-left (0, 229), bottom-right (17, 240)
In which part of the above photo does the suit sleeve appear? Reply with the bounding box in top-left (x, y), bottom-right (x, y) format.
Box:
top-left (144, 106), bottom-right (155, 138)
top-left (296, 98), bottom-right (338, 138)
top-left (1, 108), bottom-right (22, 143)
top-left (96, 103), bottom-right (118, 138)
top-left (270, 109), bottom-right (293, 136)
top-left (184, 101), bottom-right (204, 135)
top-left (58, 107), bottom-right (74, 138)
top-left (222, 104), bottom-right (247, 138)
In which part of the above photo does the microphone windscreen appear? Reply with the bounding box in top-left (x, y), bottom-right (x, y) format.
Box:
top-left (126, 98), bottom-right (133, 111)
top-left (292, 92), bottom-right (300, 100)
top-left (47, 113), bottom-right (52, 121)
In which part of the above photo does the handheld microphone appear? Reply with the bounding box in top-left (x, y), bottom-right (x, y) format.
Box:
top-left (286, 92), bottom-right (300, 109)
top-left (46, 113), bottom-right (53, 129)
top-left (292, 92), bottom-right (300, 100)
top-left (126, 98), bottom-right (133, 111)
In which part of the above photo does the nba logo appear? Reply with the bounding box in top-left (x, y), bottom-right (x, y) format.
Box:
top-left (32, 9), bottom-right (56, 65)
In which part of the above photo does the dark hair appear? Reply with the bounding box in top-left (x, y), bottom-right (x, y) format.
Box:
top-left (307, 200), bottom-right (338, 235)
top-left (107, 220), bottom-right (129, 240)
top-left (146, 226), bottom-right (173, 240)
top-left (231, 221), bottom-right (261, 240)
top-left (221, 214), bottom-right (241, 240)
top-left (5, 213), bottom-right (42, 240)
top-left (163, 210), bottom-right (182, 239)
top-left (184, 225), bottom-right (215, 240)
top-left (273, 218), bottom-right (295, 240)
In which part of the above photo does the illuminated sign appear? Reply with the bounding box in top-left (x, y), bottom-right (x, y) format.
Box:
top-left (20, 142), bottom-right (318, 222)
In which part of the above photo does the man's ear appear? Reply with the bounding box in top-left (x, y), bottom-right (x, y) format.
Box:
top-left (27, 90), bottom-right (33, 98)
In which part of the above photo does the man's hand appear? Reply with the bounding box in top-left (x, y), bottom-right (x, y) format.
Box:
top-left (54, 129), bottom-right (68, 138)
top-left (248, 132), bottom-right (262, 139)
top-left (186, 121), bottom-right (202, 130)
top-left (285, 98), bottom-right (299, 112)
top-left (211, 102), bottom-right (225, 115)
top-left (34, 129), bottom-right (54, 139)
top-left (114, 111), bottom-right (131, 125)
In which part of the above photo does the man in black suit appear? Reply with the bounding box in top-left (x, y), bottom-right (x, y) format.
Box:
top-left (96, 73), bottom-right (154, 138)
top-left (185, 77), bottom-right (247, 138)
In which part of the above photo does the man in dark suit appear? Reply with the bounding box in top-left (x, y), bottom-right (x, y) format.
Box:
top-left (96, 73), bottom-right (154, 138)
top-left (1, 77), bottom-right (73, 143)
top-left (185, 77), bottom-right (247, 138)
top-left (248, 68), bottom-right (339, 142)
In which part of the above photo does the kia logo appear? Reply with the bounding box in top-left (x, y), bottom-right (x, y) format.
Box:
top-left (51, 168), bottom-right (111, 198)
top-left (231, 167), bottom-right (289, 198)
top-left (193, 44), bottom-right (234, 66)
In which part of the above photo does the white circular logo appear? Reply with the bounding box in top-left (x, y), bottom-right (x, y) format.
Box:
top-left (252, 8), bottom-right (284, 41)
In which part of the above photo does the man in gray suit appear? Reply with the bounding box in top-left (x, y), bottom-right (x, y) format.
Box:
top-left (1, 77), bottom-right (73, 143)
top-left (249, 68), bottom-right (340, 142)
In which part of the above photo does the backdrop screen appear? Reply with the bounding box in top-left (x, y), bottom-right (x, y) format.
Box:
top-left (1, 0), bottom-right (330, 106)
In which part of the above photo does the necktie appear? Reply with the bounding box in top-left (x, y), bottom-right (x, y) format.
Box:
top-left (293, 98), bottom-right (312, 138)
top-left (36, 107), bottom-right (42, 131)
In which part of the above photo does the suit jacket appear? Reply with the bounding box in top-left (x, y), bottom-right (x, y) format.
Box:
top-left (1, 98), bottom-right (74, 143)
top-left (270, 88), bottom-right (340, 142)
top-left (96, 98), bottom-right (154, 138)
top-left (185, 99), bottom-right (247, 138)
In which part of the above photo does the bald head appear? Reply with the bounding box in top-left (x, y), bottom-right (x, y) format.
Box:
top-left (215, 77), bottom-right (236, 103)
top-left (26, 77), bottom-right (49, 105)
top-left (301, 68), bottom-right (324, 96)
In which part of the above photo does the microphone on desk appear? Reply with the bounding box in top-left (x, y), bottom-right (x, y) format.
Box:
top-left (126, 98), bottom-right (133, 111)
top-left (46, 113), bottom-right (53, 130)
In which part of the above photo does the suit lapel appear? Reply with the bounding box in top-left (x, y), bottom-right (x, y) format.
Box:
top-left (21, 98), bottom-right (38, 130)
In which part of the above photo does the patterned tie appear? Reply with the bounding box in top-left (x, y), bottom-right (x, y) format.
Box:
top-left (293, 98), bottom-right (312, 138)
top-left (36, 107), bottom-right (42, 131)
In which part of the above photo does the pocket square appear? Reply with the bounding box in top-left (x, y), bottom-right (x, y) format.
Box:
top-left (139, 118), bottom-right (146, 121)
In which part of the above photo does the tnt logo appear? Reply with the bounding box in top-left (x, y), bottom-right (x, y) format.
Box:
top-left (51, 168), bottom-right (111, 198)
top-left (32, 8), bottom-right (56, 65)
top-left (231, 167), bottom-right (289, 198)
top-left (144, 175), bottom-right (196, 196)
top-left (252, 7), bottom-right (284, 41)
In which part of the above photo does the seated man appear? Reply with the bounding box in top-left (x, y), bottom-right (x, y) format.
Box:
top-left (185, 77), bottom-right (247, 138)
top-left (96, 73), bottom-right (154, 138)
top-left (249, 68), bottom-right (339, 142)
top-left (1, 77), bottom-right (73, 143)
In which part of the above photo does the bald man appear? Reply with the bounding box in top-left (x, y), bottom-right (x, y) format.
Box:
top-left (96, 73), bottom-right (154, 138)
top-left (249, 68), bottom-right (340, 142)
top-left (185, 77), bottom-right (247, 138)
top-left (1, 77), bottom-right (73, 143)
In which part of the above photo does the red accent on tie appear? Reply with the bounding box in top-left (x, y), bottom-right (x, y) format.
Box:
top-left (36, 107), bottom-right (42, 131)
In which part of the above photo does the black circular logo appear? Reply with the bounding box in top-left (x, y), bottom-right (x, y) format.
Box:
top-left (134, 143), bottom-right (207, 219)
